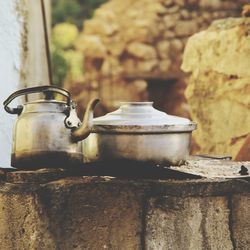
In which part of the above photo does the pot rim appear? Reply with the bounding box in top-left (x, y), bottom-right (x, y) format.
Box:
top-left (92, 122), bottom-right (197, 134)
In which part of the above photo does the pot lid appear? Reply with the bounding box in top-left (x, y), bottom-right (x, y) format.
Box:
top-left (93, 102), bottom-right (197, 133)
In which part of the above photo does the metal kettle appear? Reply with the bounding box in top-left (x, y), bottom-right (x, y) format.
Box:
top-left (3, 85), bottom-right (99, 169)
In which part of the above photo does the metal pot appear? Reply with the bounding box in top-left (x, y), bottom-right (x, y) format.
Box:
top-left (3, 85), bottom-right (99, 169)
top-left (83, 102), bottom-right (197, 166)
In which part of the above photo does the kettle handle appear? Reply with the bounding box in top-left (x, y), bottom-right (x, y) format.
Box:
top-left (3, 85), bottom-right (71, 115)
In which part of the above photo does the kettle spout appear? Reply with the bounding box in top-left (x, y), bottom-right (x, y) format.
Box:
top-left (71, 99), bottom-right (99, 142)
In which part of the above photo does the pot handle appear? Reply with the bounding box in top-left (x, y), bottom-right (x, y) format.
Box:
top-left (3, 85), bottom-right (71, 115)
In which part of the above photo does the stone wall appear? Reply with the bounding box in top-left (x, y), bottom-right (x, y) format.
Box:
top-left (0, 167), bottom-right (249, 249)
top-left (70, 0), bottom-right (247, 118)
top-left (182, 18), bottom-right (250, 159)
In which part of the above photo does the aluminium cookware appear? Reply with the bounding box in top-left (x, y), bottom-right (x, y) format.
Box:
top-left (83, 102), bottom-right (197, 166)
top-left (3, 85), bottom-right (99, 169)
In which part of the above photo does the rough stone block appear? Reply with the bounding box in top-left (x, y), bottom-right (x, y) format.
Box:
top-left (0, 188), bottom-right (56, 249)
top-left (231, 194), bottom-right (250, 249)
top-left (38, 181), bottom-right (144, 250)
top-left (0, 179), bottom-right (146, 250)
top-left (0, 167), bottom-right (249, 249)
top-left (145, 196), bottom-right (233, 250)
top-left (175, 20), bottom-right (199, 36)
top-left (126, 42), bottom-right (157, 59)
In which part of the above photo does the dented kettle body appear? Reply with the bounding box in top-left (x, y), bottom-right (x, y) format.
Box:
top-left (11, 100), bottom-right (83, 169)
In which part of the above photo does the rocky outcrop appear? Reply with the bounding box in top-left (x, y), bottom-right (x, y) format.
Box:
top-left (182, 18), bottom-right (250, 158)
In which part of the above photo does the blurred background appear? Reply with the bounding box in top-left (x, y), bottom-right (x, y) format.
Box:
top-left (51, 0), bottom-right (243, 116)
top-left (51, 0), bottom-right (105, 88)
top-left (50, 0), bottom-right (249, 160)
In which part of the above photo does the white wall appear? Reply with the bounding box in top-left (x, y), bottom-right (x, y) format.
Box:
top-left (0, 0), bottom-right (50, 168)
top-left (0, 1), bottom-right (24, 168)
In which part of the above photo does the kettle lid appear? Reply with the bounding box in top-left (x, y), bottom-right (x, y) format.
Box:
top-left (22, 99), bottom-right (69, 113)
